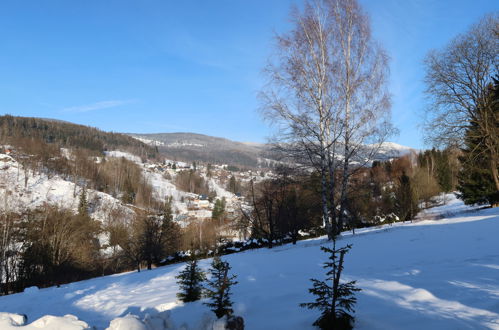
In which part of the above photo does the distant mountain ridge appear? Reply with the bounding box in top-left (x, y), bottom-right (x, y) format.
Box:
top-left (129, 132), bottom-right (416, 168)
top-left (129, 132), bottom-right (269, 168)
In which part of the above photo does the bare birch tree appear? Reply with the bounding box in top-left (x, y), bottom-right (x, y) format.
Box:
top-left (260, 0), bottom-right (393, 237)
top-left (329, 0), bottom-right (393, 233)
top-left (423, 13), bottom-right (499, 191)
top-left (261, 1), bottom-right (343, 239)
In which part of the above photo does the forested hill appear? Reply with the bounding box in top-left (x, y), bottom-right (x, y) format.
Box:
top-left (0, 115), bottom-right (158, 160)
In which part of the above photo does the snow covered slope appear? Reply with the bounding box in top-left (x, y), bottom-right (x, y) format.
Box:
top-left (0, 197), bottom-right (498, 329)
top-left (0, 149), bottom-right (237, 232)
top-left (0, 153), bottom-right (134, 222)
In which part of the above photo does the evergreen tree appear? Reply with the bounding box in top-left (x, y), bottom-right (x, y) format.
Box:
top-left (211, 198), bottom-right (226, 223)
top-left (395, 172), bottom-right (418, 221)
top-left (206, 163), bottom-right (212, 177)
top-left (227, 176), bottom-right (238, 194)
top-left (78, 186), bottom-right (88, 216)
top-left (155, 199), bottom-right (180, 263)
top-left (175, 256), bottom-right (206, 303)
top-left (436, 150), bottom-right (453, 193)
top-left (457, 78), bottom-right (499, 206)
top-left (204, 256), bottom-right (238, 318)
top-left (457, 77), bottom-right (499, 207)
top-left (300, 243), bottom-right (360, 330)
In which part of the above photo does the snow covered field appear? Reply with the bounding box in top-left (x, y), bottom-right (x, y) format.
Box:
top-left (0, 196), bottom-right (498, 329)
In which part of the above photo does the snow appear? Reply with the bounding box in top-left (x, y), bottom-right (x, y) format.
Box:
top-left (372, 141), bottom-right (416, 156)
top-left (1, 196), bottom-right (498, 329)
top-left (165, 142), bottom-right (204, 148)
top-left (0, 154), bottom-right (134, 223)
top-left (415, 193), bottom-right (482, 220)
top-left (143, 169), bottom-right (191, 208)
top-left (106, 314), bottom-right (146, 330)
top-left (206, 177), bottom-right (234, 200)
top-left (0, 150), bottom-right (237, 229)
top-left (365, 141), bottom-right (416, 163)
top-left (0, 313), bottom-right (89, 330)
top-left (0, 313), bottom-right (26, 327)
top-left (130, 136), bottom-right (165, 147)
top-left (105, 151), bottom-right (142, 163)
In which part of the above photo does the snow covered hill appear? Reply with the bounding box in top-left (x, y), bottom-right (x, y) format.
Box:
top-left (0, 149), bottom-right (238, 229)
top-left (0, 196), bottom-right (498, 329)
top-left (369, 141), bottom-right (416, 161)
top-left (0, 153), bottom-right (134, 223)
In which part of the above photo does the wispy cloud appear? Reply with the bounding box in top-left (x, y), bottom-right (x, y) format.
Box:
top-left (61, 99), bottom-right (136, 113)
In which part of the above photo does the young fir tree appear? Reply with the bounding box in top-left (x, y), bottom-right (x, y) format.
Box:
top-left (175, 256), bottom-right (206, 303)
top-left (204, 256), bottom-right (238, 318)
top-left (457, 77), bottom-right (499, 207)
top-left (300, 242), bottom-right (360, 330)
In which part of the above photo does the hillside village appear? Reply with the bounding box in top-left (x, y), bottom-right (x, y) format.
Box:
top-left (0, 132), bottom-right (289, 246)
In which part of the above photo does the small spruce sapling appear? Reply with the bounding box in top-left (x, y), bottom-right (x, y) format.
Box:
top-left (300, 242), bottom-right (360, 330)
top-left (176, 256), bottom-right (206, 303)
top-left (204, 256), bottom-right (238, 318)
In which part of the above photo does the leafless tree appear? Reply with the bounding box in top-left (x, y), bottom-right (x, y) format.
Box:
top-left (424, 13), bottom-right (499, 191)
top-left (0, 212), bottom-right (20, 295)
top-left (240, 179), bottom-right (283, 248)
top-left (139, 208), bottom-right (180, 270)
top-left (260, 0), bottom-right (393, 237)
top-left (108, 216), bottom-right (143, 272)
top-left (329, 0), bottom-right (394, 233)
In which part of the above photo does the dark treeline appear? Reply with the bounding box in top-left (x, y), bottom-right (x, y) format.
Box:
top-left (0, 115), bottom-right (158, 159)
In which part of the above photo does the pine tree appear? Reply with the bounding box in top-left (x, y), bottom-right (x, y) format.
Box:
top-left (175, 257), bottom-right (206, 303)
top-left (204, 256), bottom-right (238, 318)
top-left (300, 243), bottom-right (360, 330)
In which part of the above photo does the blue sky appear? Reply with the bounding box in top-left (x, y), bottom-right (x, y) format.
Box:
top-left (0, 1), bottom-right (497, 148)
